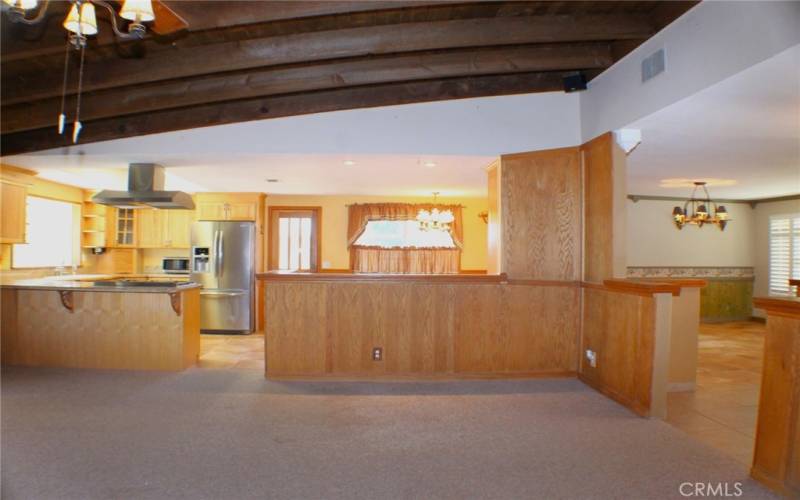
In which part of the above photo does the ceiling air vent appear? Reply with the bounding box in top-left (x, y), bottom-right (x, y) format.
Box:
top-left (641, 48), bottom-right (666, 83)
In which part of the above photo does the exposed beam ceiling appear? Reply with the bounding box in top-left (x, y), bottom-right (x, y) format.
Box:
top-left (1, 0), bottom-right (697, 155)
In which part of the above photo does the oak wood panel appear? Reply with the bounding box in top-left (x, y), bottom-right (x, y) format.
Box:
top-left (0, 181), bottom-right (27, 244)
top-left (2, 14), bottom-right (654, 104)
top-left (264, 280), bottom-right (579, 378)
top-left (500, 147), bottom-right (581, 281)
top-left (3, 43), bottom-right (614, 134)
top-left (751, 313), bottom-right (800, 497)
top-left (1, 289), bottom-right (199, 371)
top-left (582, 132), bottom-right (614, 282)
top-left (258, 272), bottom-right (509, 284)
top-left (579, 286), bottom-right (656, 416)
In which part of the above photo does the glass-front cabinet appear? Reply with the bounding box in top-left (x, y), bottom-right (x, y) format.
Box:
top-left (115, 208), bottom-right (135, 246)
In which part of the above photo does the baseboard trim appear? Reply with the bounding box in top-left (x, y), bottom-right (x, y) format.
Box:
top-left (667, 382), bottom-right (696, 393)
top-left (265, 370), bottom-right (577, 382)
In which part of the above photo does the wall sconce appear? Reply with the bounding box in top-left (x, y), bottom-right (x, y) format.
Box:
top-left (478, 211), bottom-right (488, 224)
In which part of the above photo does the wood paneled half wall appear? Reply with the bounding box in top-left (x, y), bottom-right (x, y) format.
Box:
top-left (262, 273), bottom-right (579, 378)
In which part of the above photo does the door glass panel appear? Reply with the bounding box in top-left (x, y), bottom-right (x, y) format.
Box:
top-left (277, 215), bottom-right (314, 271)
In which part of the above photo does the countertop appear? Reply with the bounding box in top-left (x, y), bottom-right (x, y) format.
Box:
top-left (0, 274), bottom-right (201, 293)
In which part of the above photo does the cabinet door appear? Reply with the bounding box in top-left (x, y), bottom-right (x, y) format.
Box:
top-left (196, 201), bottom-right (227, 221)
top-left (165, 210), bottom-right (192, 248)
top-left (137, 209), bottom-right (164, 248)
top-left (114, 208), bottom-right (137, 247)
top-left (226, 202), bottom-right (257, 221)
top-left (0, 182), bottom-right (27, 243)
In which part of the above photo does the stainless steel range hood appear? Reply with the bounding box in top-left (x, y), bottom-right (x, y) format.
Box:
top-left (92, 163), bottom-right (195, 210)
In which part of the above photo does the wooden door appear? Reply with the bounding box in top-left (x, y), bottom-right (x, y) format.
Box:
top-left (165, 210), bottom-right (193, 248)
top-left (137, 209), bottom-right (165, 248)
top-left (0, 182), bottom-right (27, 243)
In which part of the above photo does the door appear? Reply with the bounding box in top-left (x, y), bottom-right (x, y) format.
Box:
top-left (268, 207), bottom-right (321, 271)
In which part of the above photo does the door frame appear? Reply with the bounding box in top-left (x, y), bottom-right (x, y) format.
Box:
top-left (267, 206), bottom-right (322, 272)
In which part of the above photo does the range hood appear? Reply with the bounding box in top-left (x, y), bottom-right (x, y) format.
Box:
top-left (92, 163), bottom-right (195, 210)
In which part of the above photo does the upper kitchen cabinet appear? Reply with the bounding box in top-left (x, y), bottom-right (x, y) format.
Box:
top-left (137, 209), bottom-right (193, 249)
top-left (195, 193), bottom-right (264, 221)
top-left (0, 180), bottom-right (27, 244)
top-left (109, 208), bottom-right (137, 247)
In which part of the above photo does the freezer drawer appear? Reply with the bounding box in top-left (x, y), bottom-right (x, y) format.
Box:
top-left (200, 289), bottom-right (252, 333)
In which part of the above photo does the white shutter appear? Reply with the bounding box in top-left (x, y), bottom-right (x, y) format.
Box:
top-left (769, 214), bottom-right (800, 296)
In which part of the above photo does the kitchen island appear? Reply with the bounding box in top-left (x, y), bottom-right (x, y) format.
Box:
top-left (1, 278), bottom-right (201, 371)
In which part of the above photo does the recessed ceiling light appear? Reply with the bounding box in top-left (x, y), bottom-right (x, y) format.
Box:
top-left (265, 179), bottom-right (279, 183)
top-left (343, 160), bottom-right (356, 166)
top-left (423, 161), bottom-right (437, 168)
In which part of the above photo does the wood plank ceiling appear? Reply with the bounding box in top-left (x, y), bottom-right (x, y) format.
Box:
top-left (0, 1), bottom-right (696, 155)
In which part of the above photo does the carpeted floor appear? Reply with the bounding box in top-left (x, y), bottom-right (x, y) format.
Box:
top-left (1, 367), bottom-right (776, 500)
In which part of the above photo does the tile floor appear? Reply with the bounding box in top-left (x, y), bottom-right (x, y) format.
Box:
top-left (666, 320), bottom-right (765, 466)
top-left (197, 321), bottom-right (767, 467)
top-left (198, 333), bottom-right (265, 371)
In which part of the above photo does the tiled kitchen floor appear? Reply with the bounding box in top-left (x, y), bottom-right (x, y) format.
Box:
top-left (666, 321), bottom-right (765, 466)
top-left (198, 333), bottom-right (265, 371)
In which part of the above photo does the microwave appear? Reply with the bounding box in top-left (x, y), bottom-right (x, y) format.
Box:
top-left (162, 257), bottom-right (190, 274)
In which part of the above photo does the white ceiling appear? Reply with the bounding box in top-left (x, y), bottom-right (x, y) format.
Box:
top-left (27, 154), bottom-right (493, 197)
top-left (626, 44), bottom-right (800, 200)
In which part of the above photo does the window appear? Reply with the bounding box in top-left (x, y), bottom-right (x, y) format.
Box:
top-left (269, 207), bottom-right (320, 272)
top-left (13, 196), bottom-right (79, 268)
top-left (354, 220), bottom-right (456, 248)
top-left (769, 213), bottom-right (800, 296)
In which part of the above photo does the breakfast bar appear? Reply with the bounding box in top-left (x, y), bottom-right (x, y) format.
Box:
top-left (1, 278), bottom-right (201, 371)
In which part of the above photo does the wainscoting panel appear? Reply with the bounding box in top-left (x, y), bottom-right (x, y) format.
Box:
top-left (264, 277), bottom-right (579, 378)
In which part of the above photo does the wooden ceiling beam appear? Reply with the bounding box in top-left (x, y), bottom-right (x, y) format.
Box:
top-left (2, 42), bottom-right (612, 133)
top-left (1, 71), bottom-right (565, 155)
top-left (1, 13), bottom-right (654, 104)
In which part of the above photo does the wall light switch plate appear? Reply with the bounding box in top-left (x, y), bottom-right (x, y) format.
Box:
top-left (585, 349), bottom-right (597, 368)
top-left (372, 347), bottom-right (383, 361)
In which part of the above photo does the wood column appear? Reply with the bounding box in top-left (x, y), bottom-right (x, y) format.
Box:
top-left (580, 132), bottom-right (627, 282)
top-left (750, 297), bottom-right (800, 497)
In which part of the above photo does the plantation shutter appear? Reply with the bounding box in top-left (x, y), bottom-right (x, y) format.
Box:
top-left (769, 214), bottom-right (800, 296)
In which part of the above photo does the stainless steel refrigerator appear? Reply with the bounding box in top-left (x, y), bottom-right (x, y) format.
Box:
top-left (190, 221), bottom-right (255, 333)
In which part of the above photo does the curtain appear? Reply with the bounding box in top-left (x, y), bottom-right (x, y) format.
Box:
top-left (347, 203), bottom-right (463, 274)
top-left (347, 203), bottom-right (463, 248)
top-left (351, 248), bottom-right (461, 274)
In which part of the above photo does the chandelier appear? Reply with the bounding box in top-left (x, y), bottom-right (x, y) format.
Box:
top-left (672, 182), bottom-right (730, 231)
top-left (1, 0), bottom-right (183, 143)
top-left (417, 192), bottom-right (454, 232)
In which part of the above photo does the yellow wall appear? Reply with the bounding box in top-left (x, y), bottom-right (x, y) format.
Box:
top-left (266, 195), bottom-right (488, 271)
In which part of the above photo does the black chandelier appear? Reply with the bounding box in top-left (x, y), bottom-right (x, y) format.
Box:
top-left (672, 181), bottom-right (730, 231)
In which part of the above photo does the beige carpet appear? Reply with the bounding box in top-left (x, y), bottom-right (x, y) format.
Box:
top-left (1, 367), bottom-right (776, 500)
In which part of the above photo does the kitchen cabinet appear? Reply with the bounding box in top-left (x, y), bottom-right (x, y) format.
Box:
top-left (109, 208), bottom-right (136, 247)
top-left (0, 181), bottom-right (27, 244)
top-left (137, 209), bottom-right (193, 248)
top-left (81, 202), bottom-right (109, 248)
top-left (195, 193), bottom-right (261, 221)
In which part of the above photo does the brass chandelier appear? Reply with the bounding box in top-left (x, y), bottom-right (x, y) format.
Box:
top-left (417, 192), bottom-right (454, 232)
top-left (672, 182), bottom-right (730, 231)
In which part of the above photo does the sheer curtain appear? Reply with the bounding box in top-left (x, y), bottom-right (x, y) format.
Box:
top-left (347, 203), bottom-right (463, 274)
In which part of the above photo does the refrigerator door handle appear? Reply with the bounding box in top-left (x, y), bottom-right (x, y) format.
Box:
top-left (212, 230), bottom-right (220, 278)
top-left (217, 230), bottom-right (224, 278)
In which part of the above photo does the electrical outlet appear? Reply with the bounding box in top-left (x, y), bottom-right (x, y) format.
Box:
top-left (585, 349), bottom-right (597, 368)
top-left (372, 347), bottom-right (383, 361)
